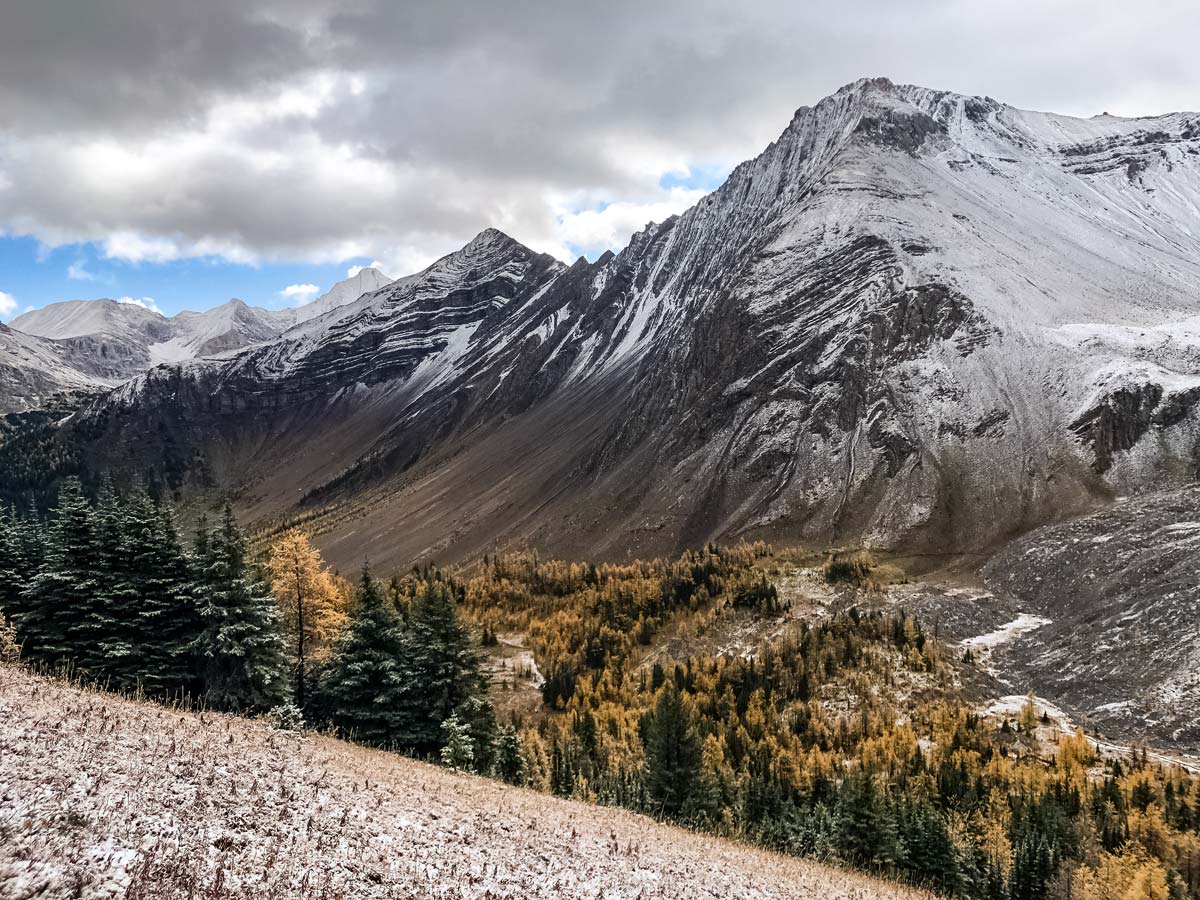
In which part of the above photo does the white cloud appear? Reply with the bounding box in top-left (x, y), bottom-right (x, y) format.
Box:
top-left (553, 187), bottom-right (710, 259)
top-left (347, 261), bottom-right (385, 278)
top-left (0, 290), bottom-right (17, 319)
top-left (66, 259), bottom-right (96, 281)
top-left (279, 283), bottom-right (321, 304)
top-left (116, 296), bottom-right (163, 314)
top-left (1, 0), bottom-right (1198, 294)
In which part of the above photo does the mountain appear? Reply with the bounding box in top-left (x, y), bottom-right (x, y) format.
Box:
top-left (0, 321), bottom-right (119, 412)
top-left (277, 266), bottom-right (394, 326)
top-left (982, 483), bottom-right (1200, 747)
top-left (1, 269), bottom-right (393, 412)
top-left (30, 78), bottom-right (1200, 567)
top-left (12, 297), bottom-right (168, 342)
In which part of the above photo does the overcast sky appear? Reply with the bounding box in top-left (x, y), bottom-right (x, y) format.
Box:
top-left (1, 0), bottom-right (1197, 318)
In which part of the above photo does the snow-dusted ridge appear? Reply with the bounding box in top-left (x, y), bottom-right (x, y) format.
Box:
top-left (33, 77), bottom-right (1200, 566)
top-left (2, 268), bottom-right (392, 412)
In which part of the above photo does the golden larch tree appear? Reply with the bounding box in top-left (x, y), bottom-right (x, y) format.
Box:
top-left (267, 531), bottom-right (348, 707)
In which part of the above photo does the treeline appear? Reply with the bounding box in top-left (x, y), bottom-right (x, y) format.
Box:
top-left (0, 478), bottom-right (496, 766)
top-left (467, 551), bottom-right (1200, 900)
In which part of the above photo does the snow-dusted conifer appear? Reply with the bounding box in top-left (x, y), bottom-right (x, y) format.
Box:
top-left (18, 478), bottom-right (99, 669)
top-left (322, 564), bottom-right (409, 746)
top-left (121, 490), bottom-right (199, 694)
top-left (191, 504), bottom-right (288, 711)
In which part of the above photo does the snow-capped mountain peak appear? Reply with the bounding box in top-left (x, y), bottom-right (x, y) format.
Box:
top-left (16, 79), bottom-right (1200, 568)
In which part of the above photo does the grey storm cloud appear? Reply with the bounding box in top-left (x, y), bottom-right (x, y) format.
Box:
top-left (1, 0), bottom-right (1198, 273)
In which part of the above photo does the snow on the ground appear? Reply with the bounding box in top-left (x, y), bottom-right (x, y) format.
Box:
top-left (961, 614), bottom-right (1053, 651)
top-left (147, 338), bottom-right (192, 365)
top-left (0, 665), bottom-right (925, 900)
top-left (983, 693), bottom-right (1073, 726)
top-left (960, 614), bottom-right (1052, 678)
top-left (980, 693), bottom-right (1200, 775)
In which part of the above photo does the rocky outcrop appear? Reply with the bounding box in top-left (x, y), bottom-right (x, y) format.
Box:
top-left (983, 486), bottom-right (1200, 748)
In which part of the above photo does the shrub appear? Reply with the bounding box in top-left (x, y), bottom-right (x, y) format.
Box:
top-left (822, 550), bottom-right (875, 585)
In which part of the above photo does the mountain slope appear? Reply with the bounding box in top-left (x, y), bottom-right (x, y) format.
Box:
top-left (0, 665), bottom-right (923, 900)
top-left (0, 322), bottom-right (115, 411)
top-left (983, 484), bottom-right (1200, 747)
top-left (47, 78), bottom-right (1200, 567)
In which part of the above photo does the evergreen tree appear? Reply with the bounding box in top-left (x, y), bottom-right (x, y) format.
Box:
top-left (88, 478), bottom-right (138, 683)
top-left (440, 713), bottom-right (475, 770)
top-left (321, 564), bottom-right (411, 746)
top-left (834, 770), bottom-right (899, 871)
top-left (395, 577), bottom-right (488, 755)
top-left (643, 683), bottom-right (700, 817)
top-left (120, 491), bottom-right (200, 694)
top-left (897, 796), bottom-right (961, 894)
top-left (18, 478), bottom-right (100, 669)
top-left (191, 504), bottom-right (288, 711)
top-left (1009, 833), bottom-right (1053, 900)
top-left (0, 505), bottom-right (25, 628)
top-left (452, 694), bottom-right (498, 775)
top-left (492, 724), bottom-right (524, 784)
top-left (0, 506), bottom-right (43, 648)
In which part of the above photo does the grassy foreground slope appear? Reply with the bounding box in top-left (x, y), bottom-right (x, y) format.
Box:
top-left (0, 665), bottom-right (924, 900)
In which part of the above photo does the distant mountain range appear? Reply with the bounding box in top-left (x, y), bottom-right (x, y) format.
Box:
top-left (8, 78), bottom-right (1200, 569)
top-left (0, 267), bottom-right (392, 413)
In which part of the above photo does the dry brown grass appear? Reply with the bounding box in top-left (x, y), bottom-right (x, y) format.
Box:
top-left (0, 664), bottom-right (929, 900)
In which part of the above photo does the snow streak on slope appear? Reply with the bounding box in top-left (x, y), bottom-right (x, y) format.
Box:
top-left (58, 78), bottom-right (1200, 567)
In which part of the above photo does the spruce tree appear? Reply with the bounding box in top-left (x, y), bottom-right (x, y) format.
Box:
top-left (121, 491), bottom-right (200, 694)
top-left (191, 504), bottom-right (288, 711)
top-left (897, 797), bottom-right (961, 895)
top-left (450, 694), bottom-right (498, 774)
top-left (0, 505), bottom-right (22, 628)
top-left (89, 478), bottom-right (138, 683)
top-left (321, 564), bottom-right (410, 746)
top-left (492, 724), bottom-right (524, 784)
top-left (833, 770), bottom-right (899, 871)
top-left (439, 714), bottom-right (475, 770)
top-left (18, 478), bottom-right (100, 670)
top-left (1, 507), bottom-right (44, 646)
top-left (396, 577), bottom-right (488, 755)
top-left (644, 683), bottom-right (701, 817)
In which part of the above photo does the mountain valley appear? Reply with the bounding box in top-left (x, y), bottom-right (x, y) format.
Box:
top-left (3, 75), bottom-right (1200, 900)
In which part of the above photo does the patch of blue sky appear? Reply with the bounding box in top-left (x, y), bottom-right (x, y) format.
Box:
top-left (658, 163), bottom-right (731, 192)
top-left (0, 235), bottom-right (378, 320)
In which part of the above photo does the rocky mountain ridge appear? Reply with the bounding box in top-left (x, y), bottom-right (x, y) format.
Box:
top-left (0, 268), bottom-right (392, 413)
top-left (19, 77), bottom-right (1200, 567)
